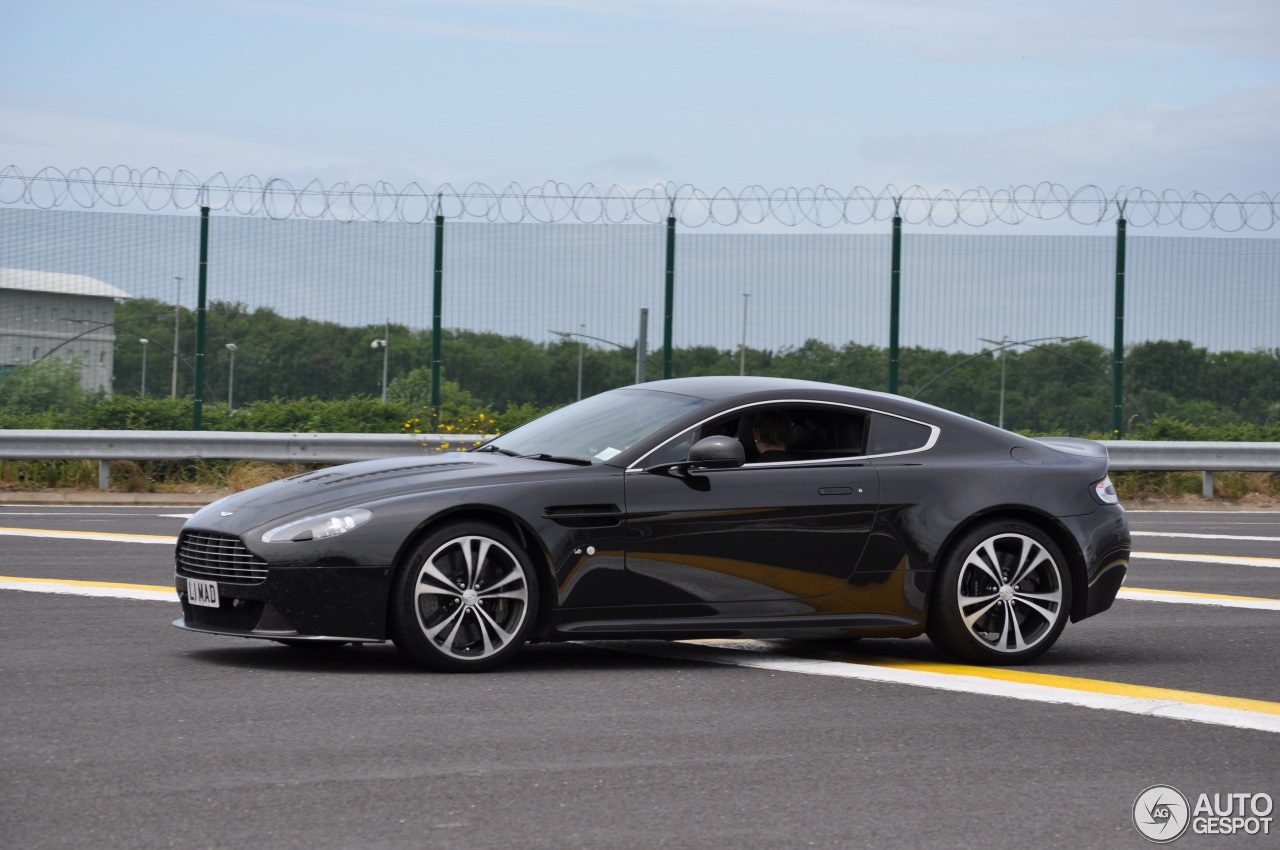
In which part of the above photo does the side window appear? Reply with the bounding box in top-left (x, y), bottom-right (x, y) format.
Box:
top-left (644, 429), bottom-right (695, 466)
top-left (644, 415), bottom-right (744, 466)
top-left (747, 406), bottom-right (867, 463)
top-left (867, 413), bottom-right (932, 455)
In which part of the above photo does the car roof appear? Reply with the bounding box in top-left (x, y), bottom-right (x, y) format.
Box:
top-left (632, 375), bottom-right (869, 401)
top-left (631, 375), bottom-right (936, 416)
top-left (626, 375), bottom-right (1034, 445)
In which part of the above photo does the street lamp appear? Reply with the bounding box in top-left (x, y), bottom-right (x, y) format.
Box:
top-left (370, 321), bottom-right (389, 403)
top-left (549, 324), bottom-right (586, 400)
top-left (575, 323), bottom-right (585, 400)
top-left (225, 343), bottom-right (237, 411)
top-left (550, 310), bottom-right (651, 394)
top-left (139, 338), bottom-right (149, 396)
top-left (172, 275), bottom-right (182, 397)
top-left (550, 324), bottom-right (638, 401)
top-left (977, 336), bottom-right (1086, 429)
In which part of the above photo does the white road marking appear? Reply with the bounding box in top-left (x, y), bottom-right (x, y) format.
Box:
top-left (608, 640), bottom-right (1280, 735)
top-left (1119, 588), bottom-right (1280, 611)
top-left (1127, 510), bottom-right (1280, 515)
top-left (0, 528), bottom-right (176, 544)
top-left (5, 576), bottom-right (1277, 733)
top-left (0, 577), bottom-right (175, 602)
top-left (1131, 551), bottom-right (1280, 568)
top-left (1133, 530), bottom-right (1280, 542)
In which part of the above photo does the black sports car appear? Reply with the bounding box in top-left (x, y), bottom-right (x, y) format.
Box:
top-left (174, 376), bottom-right (1130, 671)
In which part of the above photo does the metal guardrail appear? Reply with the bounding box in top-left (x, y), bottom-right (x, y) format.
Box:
top-left (0, 429), bottom-right (482, 490)
top-left (1105, 441), bottom-right (1280, 499)
top-left (1, 431), bottom-right (1277, 497)
top-left (1104, 441), bottom-right (1280, 472)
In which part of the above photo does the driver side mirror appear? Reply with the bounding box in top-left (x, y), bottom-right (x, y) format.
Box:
top-left (687, 435), bottom-right (745, 469)
top-left (644, 434), bottom-right (745, 475)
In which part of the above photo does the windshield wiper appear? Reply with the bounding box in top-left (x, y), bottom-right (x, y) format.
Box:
top-left (473, 445), bottom-right (520, 456)
top-left (518, 453), bottom-right (593, 466)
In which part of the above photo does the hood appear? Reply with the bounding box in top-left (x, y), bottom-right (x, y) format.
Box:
top-left (187, 452), bottom-right (587, 532)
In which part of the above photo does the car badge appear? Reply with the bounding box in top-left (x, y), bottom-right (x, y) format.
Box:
top-left (220, 511), bottom-right (234, 517)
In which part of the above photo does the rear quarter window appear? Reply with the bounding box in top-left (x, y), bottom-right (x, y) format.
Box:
top-left (867, 413), bottom-right (933, 455)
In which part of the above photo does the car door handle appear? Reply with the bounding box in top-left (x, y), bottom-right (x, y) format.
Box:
top-left (818, 487), bottom-right (853, 495)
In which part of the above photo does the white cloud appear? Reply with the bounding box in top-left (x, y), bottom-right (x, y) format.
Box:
top-left (405, 0), bottom-right (1280, 61)
top-left (858, 84), bottom-right (1280, 193)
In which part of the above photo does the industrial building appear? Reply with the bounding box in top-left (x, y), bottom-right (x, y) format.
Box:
top-left (0, 268), bottom-right (131, 395)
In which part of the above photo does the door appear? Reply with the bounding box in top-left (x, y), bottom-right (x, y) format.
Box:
top-left (623, 460), bottom-right (880, 608)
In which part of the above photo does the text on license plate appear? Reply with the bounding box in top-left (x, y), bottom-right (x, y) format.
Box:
top-left (188, 578), bottom-right (220, 608)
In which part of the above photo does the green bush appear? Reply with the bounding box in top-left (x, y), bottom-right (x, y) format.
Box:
top-left (0, 359), bottom-right (94, 421)
top-left (1126, 416), bottom-right (1280, 442)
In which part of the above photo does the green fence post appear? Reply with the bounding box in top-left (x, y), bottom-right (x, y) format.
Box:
top-left (192, 206), bottom-right (210, 430)
top-left (888, 205), bottom-right (902, 394)
top-left (663, 214), bottom-right (675, 379)
top-left (1112, 208), bottom-right (1127, 438)
top-left (431, 209), bottom-right (444, 432)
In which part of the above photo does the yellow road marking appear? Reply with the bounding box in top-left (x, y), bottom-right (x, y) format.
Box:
top-left (0, 526), bottom-right (177, 544)
top-left (1123, 586), bottom-right (1280, 604)
top-left (847, 654), bottom-right (1280, 716)
top-left (0, 575), bottom-right (173, 593)
top-left (666, 639), bottom-right (1280, 732)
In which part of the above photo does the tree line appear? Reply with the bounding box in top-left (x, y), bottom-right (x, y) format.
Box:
top-left (15, 296), bottom-right (1280, 437)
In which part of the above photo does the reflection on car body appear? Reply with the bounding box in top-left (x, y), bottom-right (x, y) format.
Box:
top-left (174, 376), bottom-right (1130, 672)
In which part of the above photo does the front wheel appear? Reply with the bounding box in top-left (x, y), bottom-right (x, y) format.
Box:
top-left (389, 521), bottom-right (538, 672)
top-left (926, 521), bottom-right (1072, 665)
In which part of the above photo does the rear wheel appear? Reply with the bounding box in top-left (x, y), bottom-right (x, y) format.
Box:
top-left (390, 521), bottom-right (537, 672)
top-left (926, 521), bottom-right (1072, 665)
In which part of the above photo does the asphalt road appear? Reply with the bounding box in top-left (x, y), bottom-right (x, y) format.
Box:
top-left (2, 505), bottom-right (1277, 850)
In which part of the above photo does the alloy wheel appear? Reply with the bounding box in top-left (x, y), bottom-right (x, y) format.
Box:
top-left (412, 534), bottom-right (531, 662)
top-left (955, 532), bottom-right (1065, 655)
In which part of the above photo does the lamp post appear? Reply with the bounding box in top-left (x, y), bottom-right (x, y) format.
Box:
top-left (56, 318), bottom-right (209, 401)
top-left (171, 275), bottom-right (182, 397)
top-left (139, 338), bottom-right (149, 396)
top-left (636, 308), bottom-right (649, 384)
top-left (225, 343), bottom-right (237, 411)
top-left (977, 336), bottom-right (1086, 429)
top-left (980, 336), bottom-right (1011, 429)
top-left (550, 324), bottom-right (634, 401)
top-left (576, 323), bottom-right (584, 400)
top-left (370, 321), bottom-right (389, 403)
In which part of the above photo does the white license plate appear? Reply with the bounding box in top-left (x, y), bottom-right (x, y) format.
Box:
top-left (187, 578), bottom-right (220, 608)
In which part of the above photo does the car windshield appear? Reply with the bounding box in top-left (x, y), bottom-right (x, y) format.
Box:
top-left (480, 387), bottom-right (711, 464)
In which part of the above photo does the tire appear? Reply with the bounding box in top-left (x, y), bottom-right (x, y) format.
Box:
top-left (389, 521), bottom-right (538, 672)
top-left (926, 520), bottom-right (1072, 665)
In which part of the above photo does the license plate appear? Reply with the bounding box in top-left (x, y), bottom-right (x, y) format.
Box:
top-left (187, 578), bottom-right (220, 608)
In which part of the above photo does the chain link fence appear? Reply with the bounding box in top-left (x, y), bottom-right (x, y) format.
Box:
top-left (2, 168), bottom-right (1277, 436)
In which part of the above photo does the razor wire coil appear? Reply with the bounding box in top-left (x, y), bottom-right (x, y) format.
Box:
top-left (1, 166), bottom-right (1277, 231)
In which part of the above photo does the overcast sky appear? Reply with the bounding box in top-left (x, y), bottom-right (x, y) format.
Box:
top-left (1, 0), bottom-right (1277, 223)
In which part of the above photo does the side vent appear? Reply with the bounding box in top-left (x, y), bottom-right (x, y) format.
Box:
top-left (543, 504), bottom-right (623, 528)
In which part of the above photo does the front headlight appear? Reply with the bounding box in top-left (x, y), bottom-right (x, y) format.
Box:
top-left (261, 508), bottom-right (373, 543)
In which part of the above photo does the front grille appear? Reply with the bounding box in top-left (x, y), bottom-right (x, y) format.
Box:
top-left (177, 531), bottom-right (268, 584)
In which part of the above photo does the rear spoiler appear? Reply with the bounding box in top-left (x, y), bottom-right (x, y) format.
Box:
top-left (1033, 437), bottom-right (1109, 460)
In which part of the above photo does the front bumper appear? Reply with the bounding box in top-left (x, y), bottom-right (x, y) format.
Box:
top-left (174, 565), bottom-right (394, 643)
